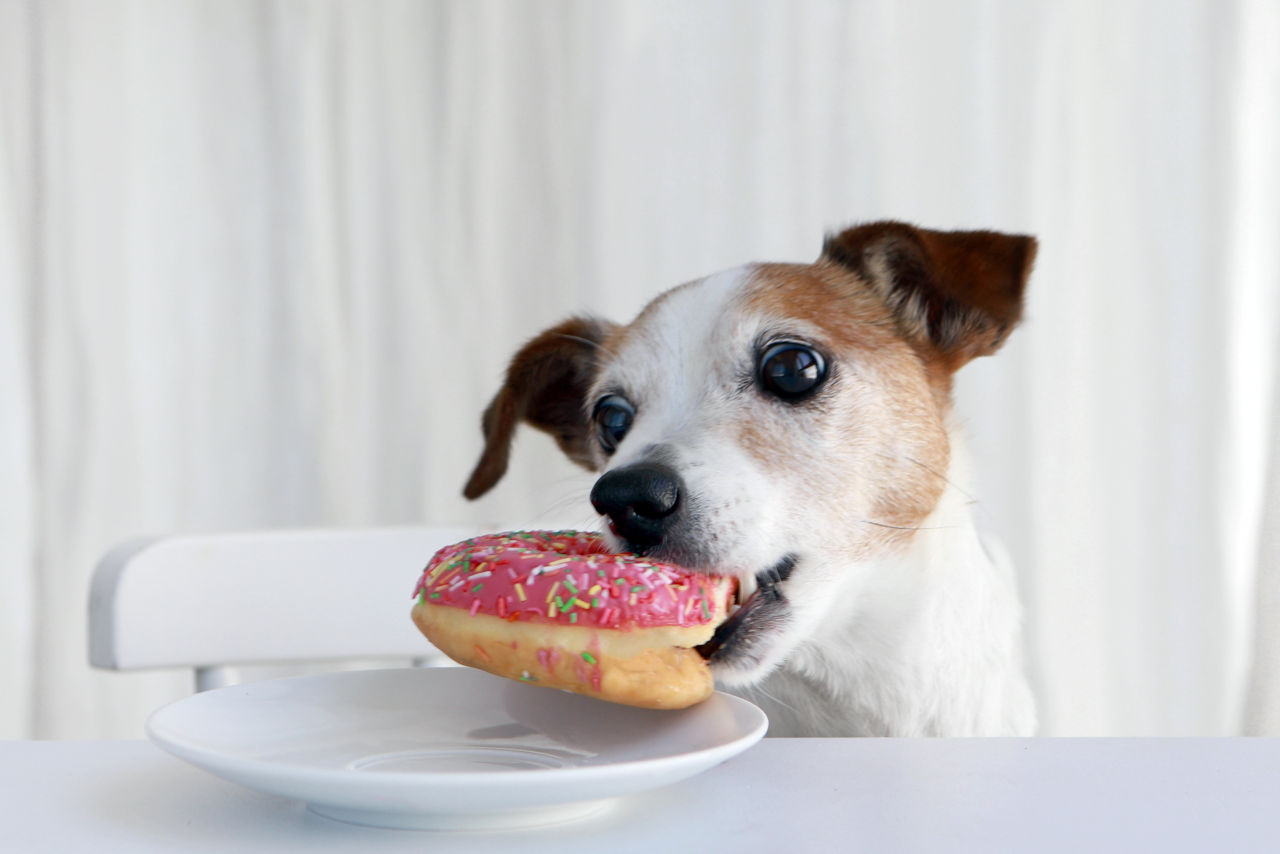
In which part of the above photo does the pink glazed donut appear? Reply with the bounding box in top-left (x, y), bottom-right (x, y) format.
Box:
top-left (410, 530), bottom-right (736, 708)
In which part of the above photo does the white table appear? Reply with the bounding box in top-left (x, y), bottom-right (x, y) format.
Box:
top-left (3, 739), bottom-right (1277, 852)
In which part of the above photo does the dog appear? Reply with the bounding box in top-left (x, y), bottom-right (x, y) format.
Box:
top-left (462, 221), bottom-right (1037, 736)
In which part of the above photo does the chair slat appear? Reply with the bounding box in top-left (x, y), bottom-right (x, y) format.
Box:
top-left (89, 527), bottom-right (479, 671)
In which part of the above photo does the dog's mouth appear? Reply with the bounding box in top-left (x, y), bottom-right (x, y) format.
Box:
top-left (696, 554), bottom-right (795, 666)
top-left (599, 521), bottom-right (794, 672)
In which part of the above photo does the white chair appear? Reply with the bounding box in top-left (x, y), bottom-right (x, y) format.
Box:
top-left (88, 526), bottom-right (481, 692)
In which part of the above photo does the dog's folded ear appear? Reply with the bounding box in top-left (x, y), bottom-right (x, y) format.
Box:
top-left (822, 221), bottom-right (1037, 368)
top-left (463, 316), bottom-right (617, 500)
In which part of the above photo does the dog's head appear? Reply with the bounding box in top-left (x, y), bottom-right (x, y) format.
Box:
top-left (463, 222), bottom-right (1036, 686)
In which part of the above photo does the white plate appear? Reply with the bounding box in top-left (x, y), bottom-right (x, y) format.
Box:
top-left (146, 667), bottom-right (768, 830)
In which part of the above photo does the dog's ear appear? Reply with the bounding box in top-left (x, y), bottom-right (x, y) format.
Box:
top-left (463, 316), bottom-right (617, 500)
top-left (822, 221), bottom-right (1037, 368)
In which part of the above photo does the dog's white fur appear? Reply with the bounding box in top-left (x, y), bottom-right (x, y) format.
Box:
top-left (735, 439), bottom-right (1035, 736)
top-left (467, 223), bottom-right (1037, 736)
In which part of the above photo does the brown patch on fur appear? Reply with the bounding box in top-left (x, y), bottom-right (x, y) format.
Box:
top-left (739, 262), bottom-right (956, 542)
top-left (733, 417), bottom-right (779, 478)
top-left (821, 221), bottom-right (1036, 372)
top-left (748, 220), bottom-right (1036, 545)
top-left (743, 262), bottom-right (906, 353)
top-left (463, 316), bottom-right (618, 499)
top-left (743, 261), bottom-right (953, 406)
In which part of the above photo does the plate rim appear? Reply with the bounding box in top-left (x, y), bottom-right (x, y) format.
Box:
top-left (145, 667), bottom-right (769, 790)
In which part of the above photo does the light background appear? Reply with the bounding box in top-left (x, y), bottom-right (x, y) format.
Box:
top-left (2, 0), bottom-right (1279, 738)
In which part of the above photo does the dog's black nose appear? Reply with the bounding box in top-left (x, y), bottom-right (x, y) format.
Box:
top-left (590, 462), bottom-right (683, 553)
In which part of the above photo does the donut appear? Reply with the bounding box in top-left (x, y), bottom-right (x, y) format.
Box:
top-left (410, 530), bottom-right (736, 709)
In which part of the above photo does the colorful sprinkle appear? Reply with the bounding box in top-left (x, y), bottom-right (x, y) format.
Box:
top-left (581, 651), bottom-right (597, 664)
top-left (413, 530), bottom-right (735, 631)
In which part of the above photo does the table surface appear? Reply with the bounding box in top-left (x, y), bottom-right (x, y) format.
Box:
top-left (3, 738), bottom-right (1277, 853)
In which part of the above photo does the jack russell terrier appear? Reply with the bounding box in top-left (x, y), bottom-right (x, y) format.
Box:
top-left (462, 221), bottom-right (1037, 736)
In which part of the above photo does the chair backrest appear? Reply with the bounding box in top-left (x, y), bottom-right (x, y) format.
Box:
top-left (89, 526), bottom-right (480, 691)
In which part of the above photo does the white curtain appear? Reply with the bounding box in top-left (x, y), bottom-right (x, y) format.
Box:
top-left (2, 0), bottom-right (1278, 738)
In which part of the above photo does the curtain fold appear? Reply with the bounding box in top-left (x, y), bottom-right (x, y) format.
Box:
top-left (1245, 359), bottom-right (1280, 735)
top-left (2, 0), bottom-right (1278, 738)
top-left (1233, 0), bottom-right (1280, 736)
top-left (0, 0), bottom-right (38, 738)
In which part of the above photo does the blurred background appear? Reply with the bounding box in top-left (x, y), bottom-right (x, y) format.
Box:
top-left (2, 0), bottom-right (1279, 739)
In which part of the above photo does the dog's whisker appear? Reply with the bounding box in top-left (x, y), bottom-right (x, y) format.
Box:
top-left (881, 452), bottom-right (982, 505)
top-left (552, 332), bottom-right (619, 362)
top-left (739, 681), bottom-right (803, 717)
top-left (854, 518), bottom-right (957, 532)
top-left (875, 451), bottom-right (1000, 525)
top-left (535, 486), bottom-right (604, 531)
top-left (530, 495), bottom-right (597, 530)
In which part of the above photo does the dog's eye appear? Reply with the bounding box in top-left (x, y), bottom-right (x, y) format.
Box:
top-left (593, 395), bottom-right (635, 454)
top-left (759, 343), bottom-right (827, 400)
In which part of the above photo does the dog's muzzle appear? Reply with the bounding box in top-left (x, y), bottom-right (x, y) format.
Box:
top-left (590, 461), bottom-right (683, 554)
top-left (696, 554), bottom-right (795, 666)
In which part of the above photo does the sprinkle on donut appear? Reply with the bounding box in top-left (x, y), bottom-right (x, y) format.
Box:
top-left (412, 530), bottom-right (733, 630)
